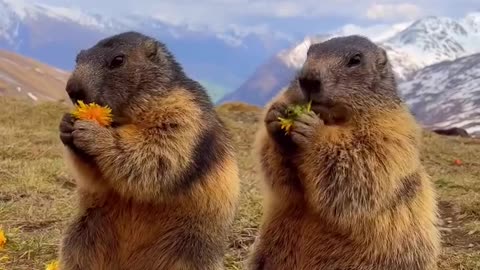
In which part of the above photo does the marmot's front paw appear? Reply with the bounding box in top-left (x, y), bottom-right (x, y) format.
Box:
top-left (265, 102), bottom-right (288, 135)
top-left (265, 102), bottom-right (289, 139)
top-left (72, 120), bottom-right (113, 156)
top-left (59, 113), bottom-right (75, 147)
top-left (59, 113), bottom-right (91, 158)
top-left (291, 111), bottom-right (323, 147)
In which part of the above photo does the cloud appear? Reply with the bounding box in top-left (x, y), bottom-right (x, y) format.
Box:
top-left (146, 1), bottom-right (320, 25)
top-left (32, 0), bottom-right (480, 44)
top-left (336, 21), bottom-right (414, 42)
top-left (37, 0), bottom-right (479, 24)
top-left (366, 3), bottom-right (423, 21)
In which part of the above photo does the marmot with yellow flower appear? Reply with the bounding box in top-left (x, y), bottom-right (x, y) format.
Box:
top-left (248, 35), bottom-right (440, 270)
top-left (58, 31), bottom-right (240, 269)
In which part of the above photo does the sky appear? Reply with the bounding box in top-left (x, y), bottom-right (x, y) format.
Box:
top-left (33, 0), bottom-right (480, 40)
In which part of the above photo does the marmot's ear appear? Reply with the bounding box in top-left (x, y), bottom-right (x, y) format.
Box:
top-left (376, 47), bottom-right (390, 73)
top-left (144, 39), bottom-right (170, 67)
top-left (144, 39), bottom-right (159, 60)
top-left (377, 48), bottom-right (388, 66)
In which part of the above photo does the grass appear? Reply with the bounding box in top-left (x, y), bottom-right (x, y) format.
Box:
top-left (0, 97), bottom-right (479, 269)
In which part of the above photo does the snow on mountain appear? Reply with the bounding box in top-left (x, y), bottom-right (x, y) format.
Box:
top-left (221, 12), bottom-right (480, 135)
top-left (398, 53), bottom-right (480, 137)
top-left (220, 21), bottom-right (413, 105)
top-left (276, 13), bottom-right (480, 80)
top-left (385, 13), bottom-right (480, 80)
top-left (0, 0), bottom-right (124, 42)
top-left (278, 22), bottom-right (413, 70)
top-left (278, 35), bottom-right (327, 70)
top-left (0, 0), bottom-right (295, 100)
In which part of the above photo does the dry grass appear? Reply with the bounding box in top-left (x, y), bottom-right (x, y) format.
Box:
top-left (0, 97), bottom-right (479, 269)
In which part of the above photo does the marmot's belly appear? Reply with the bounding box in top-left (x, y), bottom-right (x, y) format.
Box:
top-left (106, 199), bottom-right (192, 246)
top-left (298, 220), bottom-right (434, 270)
top-left (258, 214), bottom-right (433, 270)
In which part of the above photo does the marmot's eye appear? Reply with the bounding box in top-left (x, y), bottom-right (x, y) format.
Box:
top-left (109, 55), bottom-right (125, 69)
top-left (347, 53), bottom-right (362, 67)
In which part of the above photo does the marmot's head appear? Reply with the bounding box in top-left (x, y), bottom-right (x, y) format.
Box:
top-left (297, 35), bottom-right (401, 124)
top-left (65, 31), bottom-right (186, 121)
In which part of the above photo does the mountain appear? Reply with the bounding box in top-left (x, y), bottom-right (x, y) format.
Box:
top-left (399, 53), bottom-right (480, 137)
top-left (221, 13), bottom-right (480, 106)
top-left (0, 49), bottom-right (70, 103)
top-left (219, 13), bottom-right (480, 136)
top-left (218, 24), bottom-right (410, 106)
top-left (0, 0), bottom-right (294, 101)
top-left (217, 54), bottom-right (298, 105)
top-left (384, 13), bottom-right (480, 80)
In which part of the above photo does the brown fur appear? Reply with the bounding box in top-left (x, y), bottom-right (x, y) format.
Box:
top-left (248, 35), bottom-right (440, 270)
top-left (58, 32), bottom-right (240, 269)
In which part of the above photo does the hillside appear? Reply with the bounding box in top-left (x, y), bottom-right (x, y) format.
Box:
top-left (399, 53), bottom-right (480, 137)
top-left (0, 97), bottom-right (480, 269)
top-left (0, 49), bottom-right (69, 103)
top-left (218, 56), bottom-right (293, 105)
top-left (0, 48), bottom-right (231, 104)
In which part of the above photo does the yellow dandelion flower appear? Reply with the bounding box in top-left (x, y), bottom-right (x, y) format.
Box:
top-left (71, 100), bottom-right (113, 127)
top-left (0, 229), bottom-right (6, 250)
top-left (278, 117), bottom-right (294, 134)
top-left (45, 260), bottom-right (59, 270)
top-left (277, 100), bottom-right (312, 134)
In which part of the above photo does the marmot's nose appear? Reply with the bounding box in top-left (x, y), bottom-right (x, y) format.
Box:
top-left (65, 77), bottom-right (86, 103)
top-left (298, 75), bottom-right (322, 99)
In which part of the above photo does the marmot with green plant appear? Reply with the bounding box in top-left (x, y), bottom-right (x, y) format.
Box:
top-left (58, 31), bottom-right (240, 270)
top-left (248, 35), bottom-right (440, 270)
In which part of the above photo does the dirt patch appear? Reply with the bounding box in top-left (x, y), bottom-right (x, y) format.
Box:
top-left (439, 201), bottom-right (480, 251)
top-left (15, 220), bottom-right (59, 233)
top-left (0, 192), bottom-right (29, 203)
top-left (54, 174), bottom-right (76, 190)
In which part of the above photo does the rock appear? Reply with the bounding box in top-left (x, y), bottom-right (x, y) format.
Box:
top-left (433, 127), bottom-right (470, 138)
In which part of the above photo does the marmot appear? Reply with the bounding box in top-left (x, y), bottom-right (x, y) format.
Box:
top-left (248, 35), bottom-right (440, 270)
top-left (58, 31), bottom-right (240, 269)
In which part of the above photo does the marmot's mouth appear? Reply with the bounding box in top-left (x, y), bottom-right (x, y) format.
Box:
top-left (310, 101), bottom-right (351, 126)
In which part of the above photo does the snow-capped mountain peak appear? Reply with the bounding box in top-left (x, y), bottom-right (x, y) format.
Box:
top-left (277, 21), bottom-right (413, 70)
top-left (223, 12), bottom-right (480, 136)
top-left (463, 12), bottom-right (480, 33)
top-left (0, 0), bottom-right (130, 47)
top-left (0, 0), bottom-right (124, 31)
top-left (385, 14), bottom-right (480, 66)
top-left (0, 0), bottom-right (296, 103)
top-left (277, 12), bottom-right (480, 80)
top-left (278, 35), bottom-right (328, 69)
